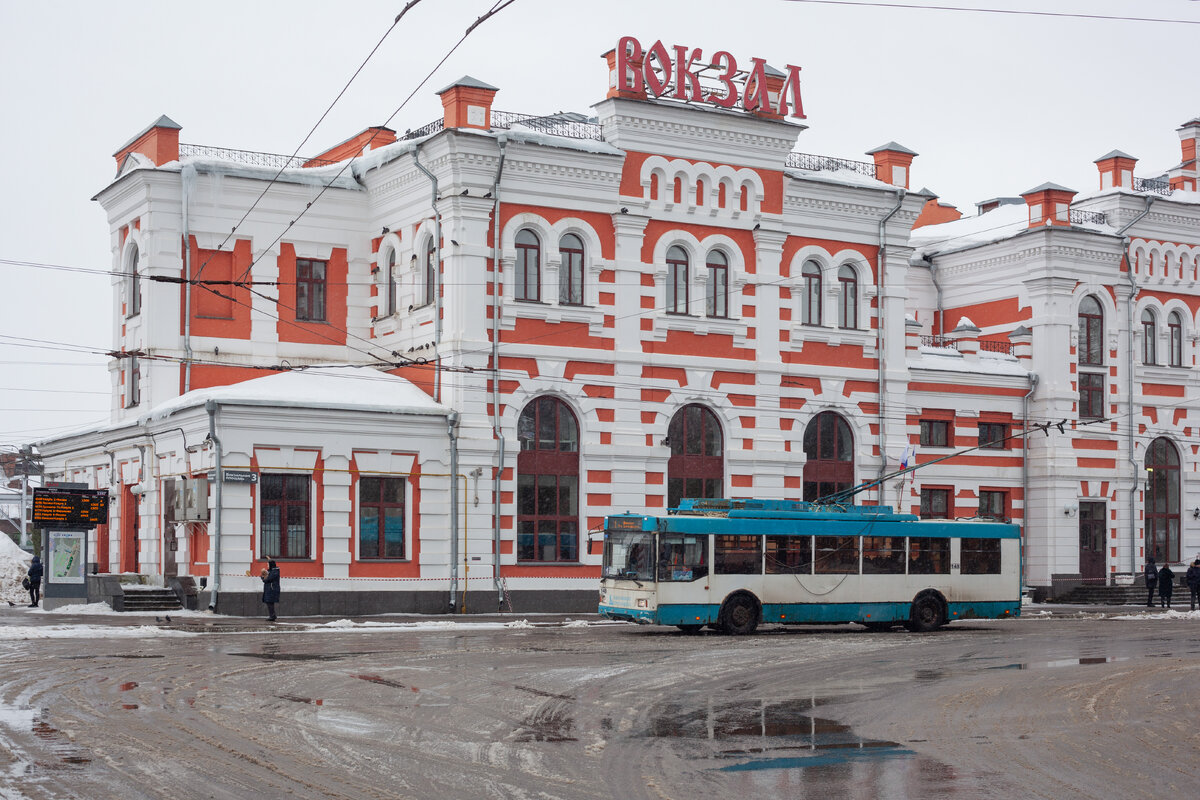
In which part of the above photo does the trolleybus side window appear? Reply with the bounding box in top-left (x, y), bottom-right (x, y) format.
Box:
top-left (715, 534), bottom-right (762, 574)
top-left (658, 533), bottom-right (708, 582)
top-left (815, 535), bottom-right (858, 574)
top-left (961, 537), bottom-right (1002, 574)
top-left (909, 537), bottom-right (950, 574)
top-left (766, 535), bottom-right (811, 574)
top-left (862, 536), bottom-right (906, 574)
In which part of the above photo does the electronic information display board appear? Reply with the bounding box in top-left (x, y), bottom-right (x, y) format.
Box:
top-left (31, 487), bottom-right (108, 527)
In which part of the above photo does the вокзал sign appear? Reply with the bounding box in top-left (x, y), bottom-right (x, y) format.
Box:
top-left (611, 36), bottom-right (806, 120)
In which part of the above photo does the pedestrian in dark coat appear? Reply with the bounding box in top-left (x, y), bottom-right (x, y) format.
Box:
top-left (26, 556), bottom-right (43, 607)
top-left (261, 560), bottom-right (280, 621)
top-left (1158, 563), bottom-right (1175, 609)
top-left (1145, 557), bottom-right (1158, 607)
top-left (1186, 559), bottom-right (1200, 611)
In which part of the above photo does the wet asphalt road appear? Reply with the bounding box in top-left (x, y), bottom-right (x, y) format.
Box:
top-left (0, 607), bottom-right (1197, 799)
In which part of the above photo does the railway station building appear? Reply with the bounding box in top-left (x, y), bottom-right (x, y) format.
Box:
top-left (34, 40), bottom-right (1200, 612)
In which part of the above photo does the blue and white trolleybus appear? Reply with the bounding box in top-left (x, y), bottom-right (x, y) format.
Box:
top-left (599, 498), bottom-right (1021, 634)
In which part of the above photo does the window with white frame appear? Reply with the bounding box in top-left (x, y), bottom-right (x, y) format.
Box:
top-left (558, 233), bottom-right (584, 306)
top-left (515, 229), bottom-right (541, 302)
top-left (666, 245), bottom-right (689, 314)
top-left (1168, 310), bottom-right (1183, 367)
top-left (802, 261), bottom-right (821, 326)
top-left (838, 265), bottom-right (858, 329)
top-left (706, 250), bottom-right (728, 318)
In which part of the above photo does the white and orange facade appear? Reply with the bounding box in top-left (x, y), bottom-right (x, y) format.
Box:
top-left (34, 43), bottom-right (1200, 611)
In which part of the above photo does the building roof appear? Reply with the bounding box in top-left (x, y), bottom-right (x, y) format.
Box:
top-left (866, 141), bottom-right (918, 156)
top-left (1094, 149), bottom-right (1137, 162)
top-left (436, 75), bottom-right (499, 94)
top-left (113, 115), bottom-right (181, 155)
top-left (1021, 181), bottom-right (1075, 195)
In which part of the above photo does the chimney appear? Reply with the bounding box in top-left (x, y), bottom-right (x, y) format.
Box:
top-left (436, 76), bottom-right (499, 131)
top-left (747, 63), bottom-right (787, 120)
top-left (1094, 150), bottom-right (1138, 191)
top-left (113, 115), bottom-right (181, 168)
top-left (1169, 117), bottom-right (1199, 192)
top-left (1020, 182), bottom-right (1077, 228)
top-left (1008, 325), bottom-right (1033, 364)
top-left (912, 189), bottom-right (962, 230)
top-left (307, 126), bottom-right (397, 165)
top-left (602, 41), bottom-right (645, 100)
top-left (947, 317), bottom-right (981, 356)
top-left (866, 142), bottom-right (917, 189)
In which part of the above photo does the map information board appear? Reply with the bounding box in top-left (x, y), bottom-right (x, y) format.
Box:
top-left (48, 530), bottom-right (85, 584)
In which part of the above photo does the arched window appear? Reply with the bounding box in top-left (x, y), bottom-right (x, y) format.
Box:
top-left (1142, 309), bottom-right (1157, 365)
top-left (422, 238), bottom-right (436, 308)
top-left (1078, 295), bottom-right (1104, 366)
top-left (667, 404), bottom-right (723, 509)
top-left (127, 245), bottom-right (141, 317)
top-left (558, 233), bottom-right (584, 306)
top-left (1145, 437), bottom-right (1180, 562)
top-left (706, 250), bottom-right (728, 318)
top-left (384, 248), bottom-right (397, 316)
top-left (515, 229), bottom-right (541, 302)
top-left (516, 397), bottom-right (579, 562)
top-left (1078, 295), bottom-right (1105, 419)
top-left (838, 265), bottom-right (858, 329)
top-left (666, 245), bottom-right (689, 314)
top-left (1168, 311), bottom-right (1183, 367)
top-left (802, 261), bottom-right (821, 326)
top-left (802, 411), bottom-right (853, 501)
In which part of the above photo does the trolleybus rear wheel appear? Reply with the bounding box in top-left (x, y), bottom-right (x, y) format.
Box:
top-left (907, 594), bottom-right (945, 632)
top-left (718, 594), bottom-right (759, 635)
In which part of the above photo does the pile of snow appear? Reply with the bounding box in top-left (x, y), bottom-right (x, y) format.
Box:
top-left (0, 535), bottom-right (33, 606)
top-left (1112, 608), bottom-right (1200, 621)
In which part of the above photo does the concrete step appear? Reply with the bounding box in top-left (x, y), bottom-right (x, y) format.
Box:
top-left (120, 588), bottom-right (183, 612)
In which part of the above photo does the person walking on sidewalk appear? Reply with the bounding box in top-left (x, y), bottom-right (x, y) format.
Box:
top-left (1158, 562), bottom-right (1175, 609)
top-left (26, 556), bottom-right (42, 607)
top-left (261, 560), bottom-right (280, 622)
top-left (1145, 557), bottom-right (1158, 607)
top-left (1187, 559), bottom-right (1200, 611)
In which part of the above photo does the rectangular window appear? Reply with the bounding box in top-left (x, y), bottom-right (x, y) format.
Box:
top-left (979, 490), bottom-right (1007, 521)
top-left (919, 420), bottom-right (950, 447)
top-left (978, 422), bottom-right (1007, 449)
top-left (861, 536), bottom-right (906, 574)
top-left (706, 261), bottom-right (728, 318)
top-left (358, 477), bottom-right (405, 559)
top-left (961, 537), bottom-right (1002, 574)
top-left (909, 537), bottom-right (950, 574)
top-left (715, 534), bottom-right (762, 574)
top-left (657, 533), bottom-right (709, 582)
top-left (125, 355), bottom-right (141, 408)
top-left (1079, 372), bottom-right (1104, 419)
top-left (296, 258), bottom-right (327, 322)
top-left (260, 473), bottom-right (310, 559)
top-left (516, 473), bottom-right (579, 562)
top-left (668, 261), bottom-right (689, 314)
top-left (815, 535), bottom-right (859, 574)
top-left (766, 535), bottom-right (811, 574)
top-left (920, 488), bottom-right (951, 519)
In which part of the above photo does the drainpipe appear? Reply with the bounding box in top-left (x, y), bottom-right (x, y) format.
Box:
top-left (447, 410), bottom-right (460, 612)
top-left (928, 259), bottom-right (945, 338)
top-left (181, 164), bottom-right (196, 393)
top-left (1119, 196), bottom-right (1156, 574)
top-left (413, 142), bottom-right (443, 402)
top-left (876, 189), bottom-right (907, 491)
top-left (205, 400), bottom-right (223, 611)
top-left (1022, 372), bottom-right (1038, 587)
top-left (490, 134), bottom-right (508, 609)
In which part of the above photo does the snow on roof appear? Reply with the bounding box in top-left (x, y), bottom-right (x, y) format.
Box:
top-left (500, 124), bottom-right (624, 156)
top-left (179, 157), bottom-right (364, 191)
top-left (908, 202), bottom-right (1029, 259)
top-left (784, 166), bottom-right (897, 191)
top-left (1073, 185), bottom-right (1200, 207)
top-left (954, 316), bottom-right (978, 331)
top-left (909, 346), bottom-right (1027, 377)
top-left (144, 366), bottom-right (449, 423)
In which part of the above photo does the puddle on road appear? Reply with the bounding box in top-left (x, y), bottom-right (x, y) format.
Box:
top-left (987, 656), bottom-right (1131, 670)
top-left (0, 699), bottom-right (93, 773)
top-left (228, 651), bottom-right (353, 662)
top-left (641, 697), bottom-right (971, 793)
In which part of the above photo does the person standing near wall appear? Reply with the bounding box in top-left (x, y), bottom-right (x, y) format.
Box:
top-left (1144, 557), bottom-right (1158, 607)
top-left (26, 556), bottom-right (42, 607)
top-left (260, 560), bottom-right (280, 622)
top-left (1186, 559), bottom-right (1200, 612)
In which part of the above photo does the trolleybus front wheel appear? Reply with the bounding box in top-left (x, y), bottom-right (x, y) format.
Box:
top-left (907, 593), bottom-right (945, 633)
top-left (718, 594), bottom-right (760, 635)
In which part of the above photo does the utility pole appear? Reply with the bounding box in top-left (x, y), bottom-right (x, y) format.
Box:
top-left (17, 445), bottom-right (41, 550)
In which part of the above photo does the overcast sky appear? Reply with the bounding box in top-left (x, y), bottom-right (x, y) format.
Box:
top-left (1, 0), bottom-right (1196, 451)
